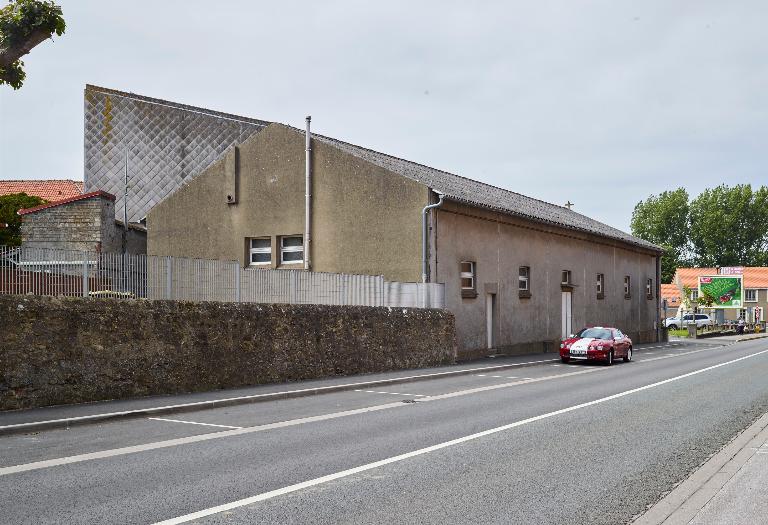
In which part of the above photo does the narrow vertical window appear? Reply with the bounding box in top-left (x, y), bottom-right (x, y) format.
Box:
top-left (249, 238), bottom-right (271, 266)
top-left (646, 278), bottom-right (653, 299)
top-left (519, 266), bottom-right (531, 298)
top-left (624, 276), bottom-right (631, 298)
top-left (280, 235), bottom-right (304, 264)
top-left (460, 261), bottom-right (477, 298)
top-left (596, 273), bottom-right (604, 298)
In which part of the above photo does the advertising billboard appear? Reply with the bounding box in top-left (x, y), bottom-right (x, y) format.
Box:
top-left (698, 275), bottom-right (743, 308)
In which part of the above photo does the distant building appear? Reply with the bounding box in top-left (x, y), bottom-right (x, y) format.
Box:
top-left (18, 191), bottom-right (146, 254)
top-left (0, 179), bottom-right (83, 201)
top-left (660, 283), bottom-right (682, 317)
top-left (672, 267), bottom-right (768, 323)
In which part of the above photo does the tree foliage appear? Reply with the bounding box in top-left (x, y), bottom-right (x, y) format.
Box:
top-left (0, 192), bottom-right (45, 245)
top-left (0, 0), bottom-right (65, 89)
top-left (630, 188), bottom-right (691, 283)
top-left (631, 184), bottom-right (768, 282)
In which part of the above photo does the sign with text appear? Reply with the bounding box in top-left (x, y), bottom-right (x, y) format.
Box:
top-left (719, 267), bottom-right (744, 275)
top-left (699, 275), bottom-right (743, 308)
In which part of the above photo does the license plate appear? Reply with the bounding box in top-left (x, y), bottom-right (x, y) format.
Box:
top-left (571, 349), bottom-right (586, 355)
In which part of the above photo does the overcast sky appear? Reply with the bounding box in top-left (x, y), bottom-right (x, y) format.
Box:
top-left (1, 0), bottom-right (766, 231)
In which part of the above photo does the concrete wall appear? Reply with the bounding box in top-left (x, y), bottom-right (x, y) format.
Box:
top-left (0, 295), bottom-right (455, 410)
top-left (432, 201), bottom-right (660, 359)
top-left (147, 124), bottom-right (426, 283)
top-left (20, 196), bottom-right (146, 254)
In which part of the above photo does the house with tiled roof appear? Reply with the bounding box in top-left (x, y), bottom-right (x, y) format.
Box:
top-left (672, 267), bottom-right (767, 323)
top-left (0, 180), bottom-right (83, 202)
top-left (81, 85), bottom-right (660, 357)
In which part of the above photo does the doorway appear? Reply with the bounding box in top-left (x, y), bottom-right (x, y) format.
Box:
top-left (486, 292), bottom-right (496, 349)
top-left (561, 291), bottom-right (572, 339)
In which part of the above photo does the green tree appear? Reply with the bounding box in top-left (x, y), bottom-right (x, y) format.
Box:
top-left (0, 0), bottom-right (65, 89)
top-left (689, 184), bottom-right (768, 267)
top-left (0, 192), bottom-right (45, 245)
top-left (630, 188), bottom-right (691, 283)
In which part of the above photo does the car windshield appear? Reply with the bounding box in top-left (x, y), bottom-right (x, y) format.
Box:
top-left (577, 328), bottom-right (613, 340)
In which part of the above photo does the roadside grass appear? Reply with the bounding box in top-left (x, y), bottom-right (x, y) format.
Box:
top-left (668, 329), bottom-right (688, 338)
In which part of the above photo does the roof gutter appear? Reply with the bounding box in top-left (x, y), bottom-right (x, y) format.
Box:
top-left (422, 191), bottom-right (445, 283)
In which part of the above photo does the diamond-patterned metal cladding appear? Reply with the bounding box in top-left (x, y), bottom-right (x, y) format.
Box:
top-left (84, 85), bottom-right (268, 222)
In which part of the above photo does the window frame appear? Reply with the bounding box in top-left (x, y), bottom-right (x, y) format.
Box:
top-left (561, 270), bottom-right (572, 286)
top-left (460, 261), bottom-right (477, 298)
top-left (248, 237), bottom-right (272, 266)
top-left (280, 235), bottom-right (304, 265)
top-left (646, 278), bottom-right (654, 299)
top-left (745, 289), bottom-right (758, 302)
top-left (624, 275), bottom-right (631, 298)
top-left (519, 266), bottom-right (531, 299)
top-left (596, 273), bottom-right (605, 299)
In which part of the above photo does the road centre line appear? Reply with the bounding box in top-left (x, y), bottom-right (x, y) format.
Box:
top-left (0, 365), bottom-right (612, 476)
top-left (354, 390), bottom-right (425, 397)
top-left (147, 418), bottom-right (243, 430)
top-left (153, 347), bottom-right (768, 525)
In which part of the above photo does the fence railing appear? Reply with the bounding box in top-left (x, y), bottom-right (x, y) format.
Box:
top-left (0, 246), bottom-right (444, 308)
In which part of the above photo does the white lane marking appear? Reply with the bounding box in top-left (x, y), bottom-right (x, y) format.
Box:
top-left (354, 390), bottom-right (425, 397)
top-left (475, 374), bottom-right (486, 377)
top-left (506, 376), bottom-right (518, 379)
top-left (552, 364), bottom-right (561, 367)
top-left (153, 347), bottom-right (768, 525)
top-left (0, 358), bottom-right (560, 433)
top-left (0, 367), bottom-right (604, 477)
top-left (147, 418), bottom-right (242, 430)
top-left (490, 375), bottom-right (503, 378)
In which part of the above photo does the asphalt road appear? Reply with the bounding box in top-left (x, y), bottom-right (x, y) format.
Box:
top-left (2, 338), bottom-right (768, 524)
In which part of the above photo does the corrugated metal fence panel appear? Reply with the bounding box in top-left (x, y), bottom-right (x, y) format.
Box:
top-left (0, 246), bottom-right (444, 308)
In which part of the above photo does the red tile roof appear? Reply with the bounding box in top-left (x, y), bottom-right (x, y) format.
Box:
top-left (0, 180), bottom-right (84, 202)
top-left (17, 191), bottom-right (115, 215)
top-left (675, 267), bottom-right (768, 289)
top-left (660, 284), bottom-right (681, 304)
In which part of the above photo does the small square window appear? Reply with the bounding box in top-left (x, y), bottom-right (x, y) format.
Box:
top-left (280, 235), bottom-right (304, 264)
top-left (561, 270), bottom-right (571, 285)
top-left (624, 276), bottom-right (631, 298)
top-left (745, 289), bottom-right (757, 302)
top-left (646, 278), bottom-right (653, 299)
top-left (596, 273), bottom-right (604, 297)
top-left (249, 237), bottom-right (271, 266)
top-left (460, 261), bottom-right (477, 298)
top-left (519, 266), bottom-right (530, 291)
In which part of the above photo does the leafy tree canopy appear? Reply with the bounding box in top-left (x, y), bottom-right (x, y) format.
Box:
top-left (632, 184), bottom-right (768, 282)
top-left (0, 0), bottom-right (65, 89)
top-left (0, 192), bottom-right (46, 245)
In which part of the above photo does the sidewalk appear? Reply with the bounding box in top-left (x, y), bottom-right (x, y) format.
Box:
top-left (670, 331), bottom-right (768, 344)
top-left (634, 412), bottom-right (768, 525)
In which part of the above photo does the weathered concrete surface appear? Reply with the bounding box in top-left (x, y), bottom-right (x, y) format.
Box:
top-left (0, 295), bottom-right (455, 411)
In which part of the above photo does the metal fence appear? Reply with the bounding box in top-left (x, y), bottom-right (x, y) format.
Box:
top-left (0, 246), bottom-right (444, 308)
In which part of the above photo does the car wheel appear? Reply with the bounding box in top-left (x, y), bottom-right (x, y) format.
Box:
top-left (561, 357), bottom-right (570, 364)
top-left (623, 347), bottom-right (632, 362)
top-left (668, 324), bottom-right (678, 330)
top-left (605, 351), bottom-right (613, 366)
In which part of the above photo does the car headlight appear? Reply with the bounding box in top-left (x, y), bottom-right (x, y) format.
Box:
top-left (560, 343), bottom-right (564, 349)
top-left (597, 345), bottom-right (604, 351)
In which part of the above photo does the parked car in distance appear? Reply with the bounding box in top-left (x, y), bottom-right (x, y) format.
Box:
top-left (664, 314), bottom-right (714, 330)
top-left (559, 327), bottom-right (633, 366)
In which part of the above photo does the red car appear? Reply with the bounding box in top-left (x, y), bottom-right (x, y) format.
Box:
top-left (559, 327), bottom-right (633, 365)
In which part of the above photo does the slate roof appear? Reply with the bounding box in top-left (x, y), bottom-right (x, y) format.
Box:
top-left (17, 191), bottom-right (115, 215)
top-left (0, 179), bottom-right (83, 201)
top-left (313, 133), bottom-right (662, 252)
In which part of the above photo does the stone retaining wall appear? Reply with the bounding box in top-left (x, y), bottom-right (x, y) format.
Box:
top-left (0, 295), bottom-right (455, 410)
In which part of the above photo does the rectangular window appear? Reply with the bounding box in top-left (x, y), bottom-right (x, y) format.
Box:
top-left (519, 266), bottom-right (530, 291)
top-left (460, 261), bottom-right (476, 297)
top-left (249, 237), bottom-right (271, 266)
top-left (561, 270), bottom-right (571, 285)
top-left (624, 276), bottom-right (631, 298)
top-left (690, 290), bottom-right (699, 301)
top-left (596, 273), bottom-right (604, 296)
top-left (280, 235), bottom-right (304, 264)
top-left (745, 289), bottom-right (757, 302)
top-left (646, 278), bottom-right (653, 299)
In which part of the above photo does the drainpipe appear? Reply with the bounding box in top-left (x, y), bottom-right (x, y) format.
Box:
top-left (304, 116), bottom-right (312, 271)
top-left (422, 191), bottom-right (444, 283)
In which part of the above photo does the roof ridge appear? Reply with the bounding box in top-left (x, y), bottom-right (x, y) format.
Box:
top-left (85, 85), bottom-right (272, 128)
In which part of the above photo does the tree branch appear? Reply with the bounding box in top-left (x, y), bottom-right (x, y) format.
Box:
top-left (0, 27), bottom-right (51, 69)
